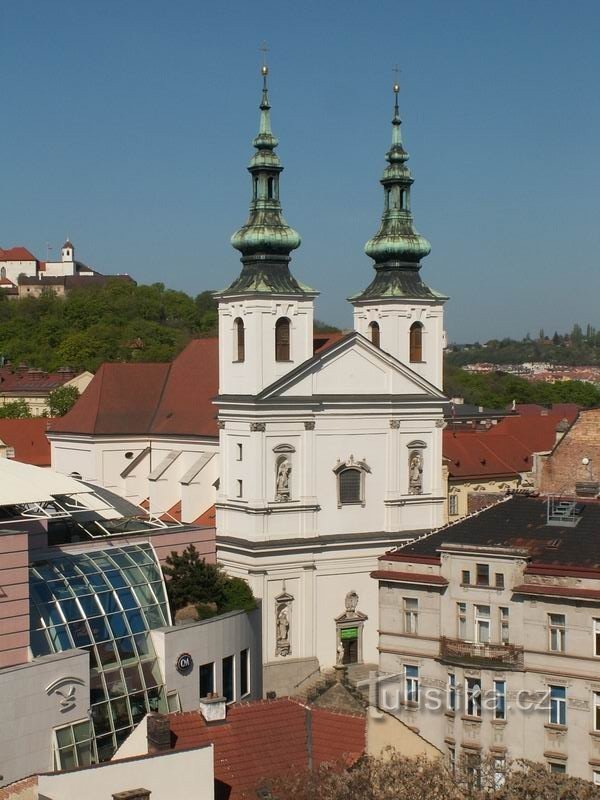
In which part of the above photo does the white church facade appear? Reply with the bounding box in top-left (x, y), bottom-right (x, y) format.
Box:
top-left (49, 69), bottom-right (448, 694)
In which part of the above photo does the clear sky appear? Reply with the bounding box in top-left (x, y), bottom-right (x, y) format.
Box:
top-left (1, 0), bottom-right (599, 342)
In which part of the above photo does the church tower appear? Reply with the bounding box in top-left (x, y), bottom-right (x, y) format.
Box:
top-left (351, 82), bottom-right (447, 390)
top-left (216, 65), bottom-right (318, 397)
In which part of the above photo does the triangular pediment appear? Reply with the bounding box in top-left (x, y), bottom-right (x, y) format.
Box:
top-left (258, 332), bottom-right (446, 400)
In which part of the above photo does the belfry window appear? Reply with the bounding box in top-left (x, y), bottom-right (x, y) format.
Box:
top-left (275, 317), bottom-right (290, 361)
top-left (409, 322), bottom-right (423, 362)
top-left (0, 267), bottom-right (5, 279)
top-left (267, 176), bottom-right (274, 199)
top-left (369, 321), bottom-right (380, 348)
top-left (234, 318), bottom-right (245, 362)
top-left (400, 189), bottom-right (406, 210)
top-left (253, 177), bottom-right (258, 200)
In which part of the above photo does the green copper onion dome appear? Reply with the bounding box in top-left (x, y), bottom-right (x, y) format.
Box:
top-left (219, 65), bottom-right (312, 297)
top-left (364, 83), bottom-right (431, 265)
top-left (231, 65), bottom-right (301, 257)
top-left (351, 82), bottom-right (445, 303)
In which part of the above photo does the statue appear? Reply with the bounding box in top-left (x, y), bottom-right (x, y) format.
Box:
top-left (336, 639), bottom-right (345, 666)
top-left (345, 590), bottom-right (359, 614)
top-left (276, 602), bottom-right (291, 656)
top-left (409, 450), bottom-right (423, 494)
top-left (276, 458), bottom-right (291, 500)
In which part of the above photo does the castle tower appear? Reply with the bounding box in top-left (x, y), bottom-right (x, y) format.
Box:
top-left (350, 81), bottom-right (447, 390)
top-left (215, 65), bottom-right (318, 397)
top-left (61, 239), bottom-right (75, 262)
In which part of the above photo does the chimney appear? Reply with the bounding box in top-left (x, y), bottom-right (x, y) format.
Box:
top-left (146, 713), bottom-right (171, 754)
top-left (199, 694), bottom-right (227, 723)
top-left (112, 790), bottom-right (151, 800)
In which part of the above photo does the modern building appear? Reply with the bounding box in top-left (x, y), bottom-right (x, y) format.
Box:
top-left (0, 240), bottom-right (135, 298)
top-left (373, 492), bottom-right (600, 782)
top-left (0, 458), bottom-right (260, 787)
top-left (49, 69), bottom-right (449, 696)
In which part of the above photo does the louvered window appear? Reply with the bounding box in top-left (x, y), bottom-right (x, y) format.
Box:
top-left (339, 468), bottom-right (361, 505)
top-left (275, 318), bottom-right (290, 361)
top-left (234, 318), bottom-right (245, 362)
top-left (409, 322), bottom-right (423, 362)
top-left (369, 321), bottom-right (380, 348)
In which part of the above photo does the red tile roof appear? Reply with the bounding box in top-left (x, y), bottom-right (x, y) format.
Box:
top-left (49, 333), bottom-right (345, 439)
top-left (513, 583), bottom-right (600, 601)
top-left (0, 246), bottom-right (37, 262)
top-left (195, 503), bottom-right (216, 527)
top-left (370, 569), bottom-right (448, 586)
top-left (168, 699), bottom-right (365, 799)
top-left (444, 405), bottom-right (579, 480)
top-left (0, 418), bottom-right (52, 466)
top-left (0, 366), bottom-right (80, 394)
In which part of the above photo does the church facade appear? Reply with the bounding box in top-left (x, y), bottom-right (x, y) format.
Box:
top-left (48, 68), bottom-right (449, 695)
top-left (214, 68), bottom-right (448, 692)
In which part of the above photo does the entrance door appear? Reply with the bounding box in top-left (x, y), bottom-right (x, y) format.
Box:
top-left (340, 626), bottom-right (360, 665)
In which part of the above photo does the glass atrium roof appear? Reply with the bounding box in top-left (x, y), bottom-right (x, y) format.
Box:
top-left (30, 543), bottom-right (171, 764)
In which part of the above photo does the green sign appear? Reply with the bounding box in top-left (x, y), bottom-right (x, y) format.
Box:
top-left (340, 627), bottom-right (359, 640)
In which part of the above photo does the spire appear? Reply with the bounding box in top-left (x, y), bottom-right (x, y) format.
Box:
top-left (352, 80), bottom-right (444, 303)
top-left (221, 62), bottom-right (313, 297)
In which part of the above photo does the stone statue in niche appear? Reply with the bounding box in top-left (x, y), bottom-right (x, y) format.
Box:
top-left (275, 457), bottom-right (291, 501)
top-left (409, 450), bottom-right (423, 494)
top-left (336, 639), bottom-right (345, 665)
top-left (275, 596), bottom-right (292, 657)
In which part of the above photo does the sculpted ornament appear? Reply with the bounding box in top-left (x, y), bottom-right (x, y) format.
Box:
top-left (275, 589), bottom-right (293, 657)
top-left (408, 450), bottom-right (423, 495)
top-left (275, 458), bottom-right (291, 501)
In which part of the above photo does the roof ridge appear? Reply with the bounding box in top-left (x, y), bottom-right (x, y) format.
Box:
top-left (92, 364), bottom-right (105, 435)
top-left (147, 361), bottom-right (174, 432)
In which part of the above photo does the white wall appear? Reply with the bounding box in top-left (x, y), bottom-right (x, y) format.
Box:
top-left (38, 746), bottom-right (214, 800)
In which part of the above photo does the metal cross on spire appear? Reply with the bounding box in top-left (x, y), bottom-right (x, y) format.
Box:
top-left (392, 64), bottom-right (400, 93)
top-left (260, 41), bottom-right (269, 72)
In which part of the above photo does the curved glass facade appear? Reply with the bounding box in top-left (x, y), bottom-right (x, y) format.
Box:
top-left (30, 543), bottom-right (171, 763)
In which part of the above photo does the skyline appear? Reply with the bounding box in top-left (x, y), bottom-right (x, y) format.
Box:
top-left (1, 0), bottom-right (599, 342)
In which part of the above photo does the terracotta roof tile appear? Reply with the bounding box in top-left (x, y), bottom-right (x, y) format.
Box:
top-left (195, 504), bottom-right (216, 527)
top-left (0, 246), bottom-right (37, 262)
top-left (0, 418), bottom-right (52, 466)
top-left (168, 698), bottom-right (365, 799)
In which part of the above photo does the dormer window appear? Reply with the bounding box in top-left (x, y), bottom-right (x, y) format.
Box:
top-left (409, 322), bottom-right (423, 362)
top-left (275, 317), bottom-right (290, 361)
top-left (234, 318), bottom-right (245, 362)
top-left (369, 321), bottom-right (380, 348)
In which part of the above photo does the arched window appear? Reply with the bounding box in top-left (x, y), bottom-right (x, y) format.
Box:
top-left (369, 321), bottom-right (380, 348)
top-left (400, 189), bottom-right (406, 210)
top-left (0, 267), bottom-right (5, 279)
top-left (253, 177), bottom-right (258, 200)
top-left (385, 188), bottom-right (390, 210)
top-left (275, 317), bottom-right (290, 361)
top-left (339, 468), bottom-right (362, 505)
top-left (267, 176), bottom-right (274, 199)
top-left (409, 322), bottom-right (423, 362)
top-left (234, 318), bottom-right (245, 362)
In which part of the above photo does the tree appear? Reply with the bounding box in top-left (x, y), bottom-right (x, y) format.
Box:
top-left (0, 400), bottom-right (32, 419)
top-left (162, 544), bottom-right (256, 619)
top-left (47, 385), bottom-right (80, 417)
top-left (269, 752), bottom-right (599, 800)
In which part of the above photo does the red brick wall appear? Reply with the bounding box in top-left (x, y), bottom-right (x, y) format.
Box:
top-left (540, 410), bottom-right (600, 494)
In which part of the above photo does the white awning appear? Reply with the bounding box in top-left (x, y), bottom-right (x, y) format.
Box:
top-left (0, 459), bottom-right (91, 506)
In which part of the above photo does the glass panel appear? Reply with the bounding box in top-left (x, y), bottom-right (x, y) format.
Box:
top-left (48, 624), bottom-right (73, 651)
top-left (95, 734), bottom-right (115, 762)
top-left (89, 617), bottom-right (111, 643)
top-left (97, 640), bottom-right (119, 668)
top-left (73, 721), bottom-right (91, 743)
top-left (75, 740), bottom-right (92, 767)
top-left (78, 594), bottom-right (102, 616)
top-left (96, 591), bottom-right (121, 615)
top-left (125, 609), bottom-right (146, 634)
top-left (141, 659), bottom-right (162, 688)
top-left (91, 702), bottom-right (112, 736)
top-left (86, 572), bottom-right (109, 591)
top-left (115, 636), bottom-right (137, 663)
top-left (123, 664), bottom-right (144, 694)
top-left (110, 697), bottom-right (131, 731)
top-left (223, 655), bottom-right (234, 702)
top-left (129, 691), bottom-right (148, 724)
top-left (69, 621), bottom-right (92, 648)
top-left (116, 588), bottom-right (138, 610)
top-left (56, 727), bottom-right (73, 748)
top-left (133, 633), bottom-right (151, 657)
top-left (146, 686), bottom-right (164, 713)
top-left (104, 668), bottom-right (127, 699)
top-left (90, 673), bottom-right (107, 704)
top-left (133, 583), bottom-right (156, 607)
top-left (107, 613), bottom-right (129, 639)
top-left (104, 570), bottom-right (127, 590)
top-left (58, 746), bottom-right (76, 771)
top-left (143, 604), bottom-right (166, 629)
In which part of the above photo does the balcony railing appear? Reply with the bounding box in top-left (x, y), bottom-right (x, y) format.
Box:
top-left (440, 637), bottom-right (524, 669)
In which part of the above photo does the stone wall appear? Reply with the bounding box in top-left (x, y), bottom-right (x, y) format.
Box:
top-left (539, 409), bottom-right (600, 495)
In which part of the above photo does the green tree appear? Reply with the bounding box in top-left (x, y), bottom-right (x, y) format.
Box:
top-left (0, 400), bottom-right (32, 419)
top-left (48, 385), bottom-right (80, 417)
top-left (162, 545), bottom-right (256, 619)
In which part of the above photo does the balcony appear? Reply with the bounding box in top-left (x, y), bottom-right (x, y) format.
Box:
top-left (439, 637), bottom-right (524, 670)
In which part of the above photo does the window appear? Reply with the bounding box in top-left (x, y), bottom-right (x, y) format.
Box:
top-left (465, 753), bottom-right (482, 789)
top-left (594, 619), bottom-right (600, 657)
top-left (466, 677), bottom-right (482, 717)
top-left (494, 680), bottom-right (506, 720)
top-left (447, 673), bottom-right (456, 712)
top-left (399, 189), bottom-right (406, 209)
top-left (369, 321), bottom-right (380, 348)
top-left (499, 607), bottom-right (509, 644)
top-left (54, 720), bottom-right (94, 770)
top-left (403, 597), bottom-right (418, 635)
top-left (234, 318), bottom-right (245, 362)
top-left (222, 655), bottom-right (235, 703)
top-left (476, 563), bottom-right (490, 586)
top-left (240, 648), bottom-right (250, 697)
top-left (275, 317), bottom-right (290, 361)
top-left (549, 685), bottom-right (566, 726)
top-left (237, 443), bottom-right (243, 461)
top-left (549, 614), bottom-right (566, 652)
top-left (462, 570), bottom-right (471, 585)
top-left (593, 770), bottom-right (600, 786)
top-left (493, 757), bottom-right (506, 789)
top-left (0, 267), bottom-right (5, 279)
top-left (339, 468), bottom-right (362, 505)
top-left (593, 691), bottom-right (600, 732)
top-left (267, 176), bottom-right (274, 199)
top-left (236, 479), bottom-right (243, 498)
top-left (457, 602), bottom-right (467, 639)
top-left (549, 763), bottom-right (566, 774)
top-left (475, 605), bottom-right (491, 644)
top-left (167, 691), bottom-right (181, 712)
top-left (495, 572), bottom-right (505, 589)
top-left (448, 745), bottom-right (456, 775)
top-left (405, 665), bottom-right (419, 704)
top-left (409, 322), bottom-right (423, 362)
top-left (199, 662), bottom-right (214, 697)
top-left (449, 494), bottom-right (458, 516)
top-left (253, 176), bottom-right (258, 199)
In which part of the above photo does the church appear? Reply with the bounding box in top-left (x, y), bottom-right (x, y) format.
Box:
top-left (49, 66), bottom-right (449, 694)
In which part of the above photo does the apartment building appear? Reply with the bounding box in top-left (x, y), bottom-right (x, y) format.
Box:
top-left (372, 493), bottom-right (600, 783)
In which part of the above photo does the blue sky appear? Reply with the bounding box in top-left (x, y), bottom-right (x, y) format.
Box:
top-left (1, 0), bottom-right (599, 342)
